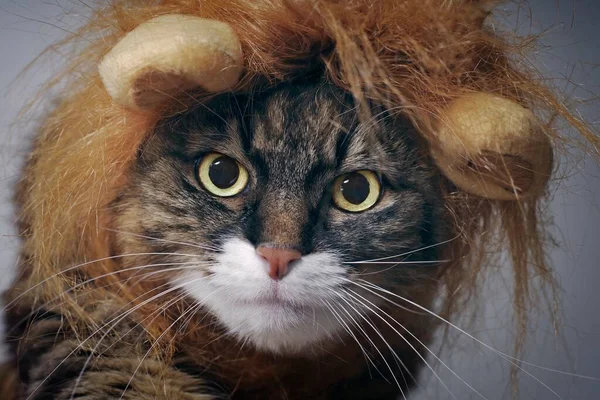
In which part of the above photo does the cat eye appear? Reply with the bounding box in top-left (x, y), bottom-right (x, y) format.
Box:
top-left (197, 153), bottom-right (249, 197)
top-left (332, 170), bottom-right (381, 212)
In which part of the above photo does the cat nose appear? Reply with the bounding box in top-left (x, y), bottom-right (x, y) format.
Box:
top-left (256, 246), bottom-right (301, 280)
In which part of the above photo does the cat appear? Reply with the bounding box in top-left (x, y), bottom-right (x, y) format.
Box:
top-left (4, 0), bottom-right (599, 397)
top-left (2, 79), bottom-right (449, 399)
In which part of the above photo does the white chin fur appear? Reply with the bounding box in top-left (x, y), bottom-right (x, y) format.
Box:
top-left (173, 238), bottom-right (348, 354)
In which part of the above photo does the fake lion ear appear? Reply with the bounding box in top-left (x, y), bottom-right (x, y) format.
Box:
top-left (99, 14), bottom-right (243, 110)
top-left (432, 93), bottom-right (553, 200)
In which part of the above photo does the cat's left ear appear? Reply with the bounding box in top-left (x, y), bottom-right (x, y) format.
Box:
top-left (431, 93), bottom-right (553, 200)
top-left (99, 14), bottom-right (243, 110)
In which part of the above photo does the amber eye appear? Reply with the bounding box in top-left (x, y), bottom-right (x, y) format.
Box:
top-left (332, 170), bottom-right (381, 212)
top-left (197, 153), bottom-right (248, 197)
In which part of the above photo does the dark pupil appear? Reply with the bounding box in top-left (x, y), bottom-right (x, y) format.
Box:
top-left (340, 173), bottom-right (370, 205)
top-left (208, 156), bottom-right (239, 189)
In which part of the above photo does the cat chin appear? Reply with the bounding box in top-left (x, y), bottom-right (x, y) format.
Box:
top-left (210, 301), bottom-right (342, 354)
top-left (176, 275), bottom-right (345, 353)
top-left (173, 237), bottom-right (351, 354)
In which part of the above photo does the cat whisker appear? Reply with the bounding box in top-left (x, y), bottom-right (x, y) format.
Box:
top-left (340, 277), bottom-right (426, 316)
top-left (109, 291), bottom-right (192, 354)
top-left (319, 300), bottom-right (349, 346)
top-left (343, 287), bottom-right (485, 400)
top-left (352, 279), bottom-right (581, 399)
top-left (236, 335), bottom-right (251, 354)
top-left (195, 320), bottom-right (232, 351)
top-left (345, 260), bottom-right (450, 265)
top-left (4, 261), bottom-right (206, 336)
top-left (87, 261), bottom-right (200, 287)
top-left (183, 303), bottom-right (220, 339)
top-left (345, 235), bottom-right (460, 264)
top-left (333, 294), bottom-right (412, 396)
top-left (325, 299), bottom-right (389, 381)
top-left (90, 273), bottom-right (211, 341)
top-left (348, 259), bottom-right (451, 277)
top-left (125, 263), bottom-right (212, 285)
top-left (321, 299), bottom-right (387, 384)
top-left (353, 278), bottom-right (600, 380)
top-left (4, 252), bottom-right (203, 311)
top-left (103, 227), bottom-right (221, 252)
top-left (110, 270), bottom-right (216, 344)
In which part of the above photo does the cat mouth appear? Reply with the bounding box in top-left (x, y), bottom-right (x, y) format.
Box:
top-left (240, 295), bottom-right (314, 312)
top-left (229, 283), bottom-right (312, 311)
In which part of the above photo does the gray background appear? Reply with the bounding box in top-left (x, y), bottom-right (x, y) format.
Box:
top-left (0, 1), bottom-right (598, 399)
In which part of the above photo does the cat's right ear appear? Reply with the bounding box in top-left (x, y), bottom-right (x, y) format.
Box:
top-left (98, 14), bottom-right (243, 111)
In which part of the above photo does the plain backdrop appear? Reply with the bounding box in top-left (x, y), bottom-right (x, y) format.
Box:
top-left (0, 1), bottom-right (599, 399)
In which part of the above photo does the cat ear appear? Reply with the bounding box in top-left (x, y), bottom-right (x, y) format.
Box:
top-left (99, 14), bottom-right (243, 110)
top-left (432, 93), bottom-right (553, 200)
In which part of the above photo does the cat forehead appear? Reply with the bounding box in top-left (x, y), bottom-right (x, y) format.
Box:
top-left (250, 84), bottom-right (354, 153)
top-left (164, 82), bottom-right (415, 172)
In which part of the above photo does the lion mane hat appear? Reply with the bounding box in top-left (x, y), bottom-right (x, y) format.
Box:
top-left (5, 0), bottom-right (599, 384)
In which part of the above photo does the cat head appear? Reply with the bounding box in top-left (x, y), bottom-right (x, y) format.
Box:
top-left (113, 81), bottom-right (446, 353)
top-left (91, 11), bottom-right (552, 353)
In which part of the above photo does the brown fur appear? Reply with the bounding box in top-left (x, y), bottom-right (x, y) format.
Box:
top-left (2, 0), bottom-right (599, 397)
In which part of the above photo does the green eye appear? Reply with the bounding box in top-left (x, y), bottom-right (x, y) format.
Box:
top-left (197, 153), bottom-right (248, 197)
top-left (332, 170), bottom-right (381, 212)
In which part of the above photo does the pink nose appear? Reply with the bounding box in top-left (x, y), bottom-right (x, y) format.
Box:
top-left (256, 246), bottom-right (301, 280)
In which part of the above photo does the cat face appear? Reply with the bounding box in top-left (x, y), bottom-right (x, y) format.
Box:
top-left (114, 82), bottom-right (446, 354)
